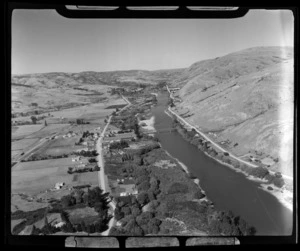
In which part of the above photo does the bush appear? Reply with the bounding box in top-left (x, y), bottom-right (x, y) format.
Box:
top-left (273, 177), bottom-right (285, 188)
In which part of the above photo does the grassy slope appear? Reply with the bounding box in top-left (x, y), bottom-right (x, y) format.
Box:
top-left (172, 47), bottom-right (294, 176)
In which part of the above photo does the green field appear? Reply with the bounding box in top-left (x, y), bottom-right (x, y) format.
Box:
top-left (12, 138), bottom-right (39, 151)
top-left (12, 158), bottom-right (98, 196)
top-left (12, 124), bottom-right (44, 140)
top-left (32, 136), bottom-right (83, 156)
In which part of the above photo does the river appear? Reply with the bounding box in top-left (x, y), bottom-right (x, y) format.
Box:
top-left (151, 92), bottom-right (293, 235)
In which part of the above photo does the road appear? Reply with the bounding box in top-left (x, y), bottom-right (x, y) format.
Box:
top-left (96, 115), bottom-right (112, 193)
top-left (95, 115), bottom-right (117, 236)
top-left (166, 86), bottom-right (293, 181)
top-left (96, 97), bottom-right (132, 235)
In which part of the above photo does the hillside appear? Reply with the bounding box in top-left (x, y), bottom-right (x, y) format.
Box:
top-left (11, 69), bottom-right (183, 116)
top-left (11, 46), bottom-right (294, 176)
top-left (171, 47), bottom-right (294, 176)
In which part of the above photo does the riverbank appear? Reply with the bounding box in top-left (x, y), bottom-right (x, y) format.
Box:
top-left (166, 106), bottom-right (293, 212)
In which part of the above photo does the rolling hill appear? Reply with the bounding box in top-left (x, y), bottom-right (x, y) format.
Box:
top-left (170, 47), bottom-right (294, 176)
top-left (11, 46), bottom-right (294, 176)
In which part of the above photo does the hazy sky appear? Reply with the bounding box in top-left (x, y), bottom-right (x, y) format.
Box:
top-left (12, 9), bottom-right (294, 74)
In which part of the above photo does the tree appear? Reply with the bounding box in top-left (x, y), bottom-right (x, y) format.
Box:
top-left (61, 195), bottom-right (74, 208)
top-left (76, 224), bottom-right (83, 232)
top-left (136, 212), bottom-right (154, 226)
top-left (168, 182), bottom-right (189, 194)
top-left (121, 206), bottom-right (131, 216)
top-left (131, 206), bottom-right (141, 217)
top-left (114, 208), bottom-right (125, 221)
top-left (80, 221), bottom-right (87, 232)
top-left (30, 116), bottom-right (37, 124)
top-left (137, 192), bottom-right (149, 206)
top-left (137, 180), bottom-right (151, 191)
top-left (273, 177), bottom-right (285, 188)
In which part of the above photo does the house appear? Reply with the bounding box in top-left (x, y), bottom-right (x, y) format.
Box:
top-left (55, 182), bottom-right (64, 190)
top-left (72, 156), bottom-right (81, 162)
top-left (54, 222), bottom-right (65, 228)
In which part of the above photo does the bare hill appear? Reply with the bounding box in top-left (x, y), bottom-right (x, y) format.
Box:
top-left (11, 47), bottom-right (294, 176)
top-left (11, 69), bottom-right (182, 115)
top-left (171, 47), bottom-right (294, 176)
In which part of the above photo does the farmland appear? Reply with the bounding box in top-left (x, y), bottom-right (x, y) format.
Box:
top-left (11, 93), bottom-right (128, 235)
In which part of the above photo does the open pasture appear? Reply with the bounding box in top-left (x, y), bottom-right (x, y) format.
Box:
top-left (12, 124), bottom-right (44, 140)
top-left (28, 124), bottom-right (70, 138)
top-left (12, 138), bottom-right (39, 151)
top-left (32, 136), bottom-right (82, 156)
top-left (12, 158), bottom-right (98, 196)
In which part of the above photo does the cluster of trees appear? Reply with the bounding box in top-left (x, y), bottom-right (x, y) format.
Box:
top-left (58, 187), bottom-right (111, 233)
top-left (82, 130), bottom-right (91, 138)
top-left (61, 187), bottom-right (110, 209)
top-left (167, 182), bottom-right (189, 194)
top-left (67, 165), bottom-right (100, 174)
top-left (111, 195), bottom-right (161, 236)
top-left (22, 153), bottom-right (69, 162)
top-left (88, 158), bottom-right (97, 163)
top-left (74, 150), bottom-right (98, 157)
top-left (137, 143), bottom-right (161, 156)
top-left (134, 168), bottom-right (161, 203)
top-left (76, 119), bottom-right (89, 125)
top-left (110, 140), bottom-right (129, 150)
top-left (208, 210), bottom-right (256, 236)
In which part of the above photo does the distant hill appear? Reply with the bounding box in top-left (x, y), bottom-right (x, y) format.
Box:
top-left (11, 46), bottom-right (294, 175)
top-left (171, 47), bottom-right (294, 176)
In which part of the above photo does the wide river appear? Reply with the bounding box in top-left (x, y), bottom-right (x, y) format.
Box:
top-left (151, 92), bottom-right (293, 235)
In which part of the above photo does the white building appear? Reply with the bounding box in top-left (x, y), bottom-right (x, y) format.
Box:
top-left (55, 182), bottom-right (64, 190)
top-left (54, 222), bottom-right (65, 228)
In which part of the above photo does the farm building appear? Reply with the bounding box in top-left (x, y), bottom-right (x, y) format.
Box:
top-left (55, 182), bottom-right (65, 190)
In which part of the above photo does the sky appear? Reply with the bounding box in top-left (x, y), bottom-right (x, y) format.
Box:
top-left (12, 9), bottom-right (294, 75)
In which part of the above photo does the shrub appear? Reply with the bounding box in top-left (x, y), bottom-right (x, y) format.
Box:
top-left (273, 177), bottom-right (285, 188)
